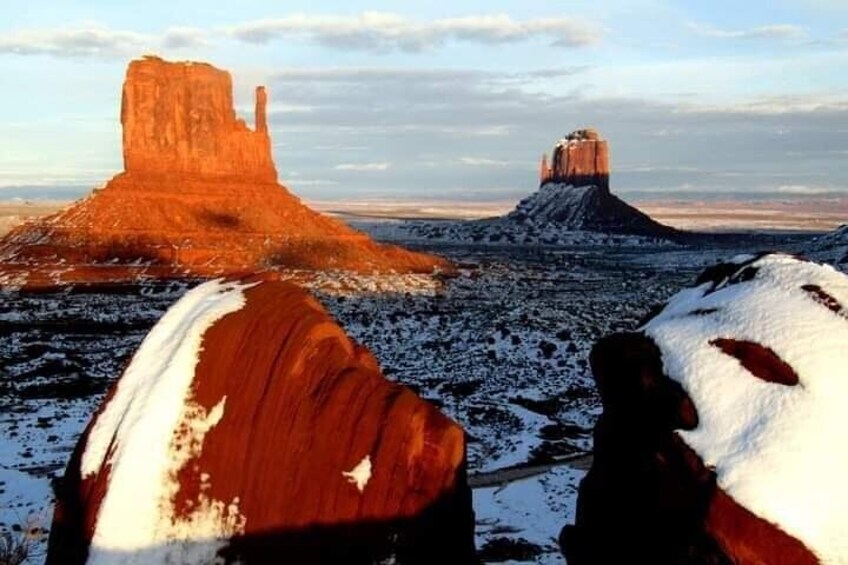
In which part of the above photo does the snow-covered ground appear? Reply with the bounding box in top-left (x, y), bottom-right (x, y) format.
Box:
top-left (0, 233), bottom-right (819, 563)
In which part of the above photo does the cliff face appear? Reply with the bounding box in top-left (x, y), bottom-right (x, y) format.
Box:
top-left (47, 277), bottom-right (475, 564)
top-left (121, 56), bottom-right (276, 181)
top-left (539, 129), bottom-right (609, 191)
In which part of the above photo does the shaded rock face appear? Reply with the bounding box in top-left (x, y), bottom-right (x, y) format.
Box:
top-left (561, 253), bottom-right (848, 564)
top-left (0, 57), bottom-right (447, 288)
top-left (539, 128), bottom-right (609, 191)
top-left (507, 182), bottom-right (677, 237)
top-left (121, 56), bottom-right (276, 181)
top-left (47, 277), bottom-right (474, 564)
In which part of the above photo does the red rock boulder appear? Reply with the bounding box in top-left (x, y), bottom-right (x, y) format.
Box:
top-left (562, 253), bottom-right (848, 563)
top-left (47, 276), bottom-right (474, 564)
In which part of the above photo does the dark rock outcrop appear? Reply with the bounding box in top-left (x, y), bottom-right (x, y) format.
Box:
top-left (561, 253), bottom-right (848, 563)
top-left (47, 276), bottom-right (474, 564)
top-left (0, 56), bottom-right (448, 289)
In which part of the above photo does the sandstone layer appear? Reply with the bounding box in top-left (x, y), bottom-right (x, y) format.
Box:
top-left (539, 128), bottom-right (610, 191)
top-left (47, 277), bottom-right (475, 564)
top-left (560, 253), bottom-right (848, 563)
top-left (0, 56), bottom-right (447, 289)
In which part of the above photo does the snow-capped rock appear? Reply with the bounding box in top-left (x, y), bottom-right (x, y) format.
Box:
top-left (47, 276), bottom-right (474, 564)
top-left (564, 253), bottom-right (848, 563)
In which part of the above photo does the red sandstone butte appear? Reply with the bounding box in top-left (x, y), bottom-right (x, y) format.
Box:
top-left (47, 277), bottom-right (475, 564)
top-left (0, 56), bottom-right (447, 289)
top-left (539, 128), bottom-right (610, 190)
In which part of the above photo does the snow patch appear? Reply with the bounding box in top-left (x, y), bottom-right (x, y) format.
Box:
top-left (342, 455), bottom-right (372, 493)
top-left (80, 279), bottom-right (255, 564)
top-left (643, 254), bottom-right (848, 562)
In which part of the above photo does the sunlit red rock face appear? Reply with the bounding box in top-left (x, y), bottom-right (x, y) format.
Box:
top-left (561, 254), bottom-right (848, 563)
top-left (121, 56), bottom-right (276, 180)
top-left (538, 128), bottom-right (609, 190)
top-left (0, 56), bottom-right (447, 289)
top-left (47, 278), bottom-right (474, 564)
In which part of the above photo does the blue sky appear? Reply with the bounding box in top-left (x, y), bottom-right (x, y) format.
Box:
top-left (1, 0), bottom-right (847, 201)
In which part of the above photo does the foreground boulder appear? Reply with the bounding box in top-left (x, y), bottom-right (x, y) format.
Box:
top-left (563, 253), bottom-right (848, 563)
top-left (47, 276), bottom-right (474, 564)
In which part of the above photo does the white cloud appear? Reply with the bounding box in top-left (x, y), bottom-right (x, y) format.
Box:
top-left (689, 22), bottom-right (806, 40)
top-left (777, 184), bottom-right (835, 194)
top-left (229, 12), bottom-right (601, 52)
top-left (459, 157), bottom-right (511, 166)
top-left (162, 27), bottom-right (208, 49)
top-left (0, 25), bottom-right (210, 58)
top-left (334, 162), bottom-right (391, 172)
top-left (0, 26), bottom-right (154, 57)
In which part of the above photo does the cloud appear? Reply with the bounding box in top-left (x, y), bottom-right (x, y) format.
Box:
top-left (0, 25), bottom-right (210, 58)
top-left (776, 184), bottom-right (836, 194)
top-left (334, 162), bottom-right (391, 172)
top-left (459, 157), bottom-right (512, 166)
top-left (162, 27), bottom-right (208, 49)
top-left (689, 22), bottom-right (806, 40)
top-left (229, 12), bottom-right (601, 52)
top-left (262, 66), bottom-right (848, 199)
top-left (0, 26), bottom-right (154, 57)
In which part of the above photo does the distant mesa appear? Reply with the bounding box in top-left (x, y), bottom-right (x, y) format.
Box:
top-left (383, 127), bottom-right (678, 245)
top-left (47, 277), bottom-right (475, 564)
top-left (0, 55), bottom-right (447, 289)
top-left (510, 128), bottom-right (676, 237)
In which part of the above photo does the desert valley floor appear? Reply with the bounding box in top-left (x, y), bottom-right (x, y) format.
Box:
top-left (0, 227), bottom-right (820, 563)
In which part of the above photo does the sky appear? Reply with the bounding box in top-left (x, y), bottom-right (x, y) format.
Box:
top-left (1, 0), bottom-right (847, 202)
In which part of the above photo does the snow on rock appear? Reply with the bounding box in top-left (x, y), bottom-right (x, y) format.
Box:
top-left (505, 181), bottom-right (676, 238)
top-left (47, 275), bottom-right (474, 564)
top-left (644, 253), bottom-right (848, 562)
top-left (565, 253), bottom-right (847, 563)
top-left (342, 455), bottom-right (372, 494)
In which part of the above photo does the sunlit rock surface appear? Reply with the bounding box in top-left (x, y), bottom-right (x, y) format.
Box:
top-left (47, 277), bottom-right (474, 564)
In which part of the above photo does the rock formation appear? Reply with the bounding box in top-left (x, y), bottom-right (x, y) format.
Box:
top-left (508, 129), bottom-right (675, 238)
top-left (47, 276), bottom-right (475, 564)
top-left (539, 128), bottom-right (609, 191)
top-left (121, 57), bottom-right (276, 181)
top-left (562, 253), bottom-right (848, 563)
top-left (0, 56), bottom-right (447, 289)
